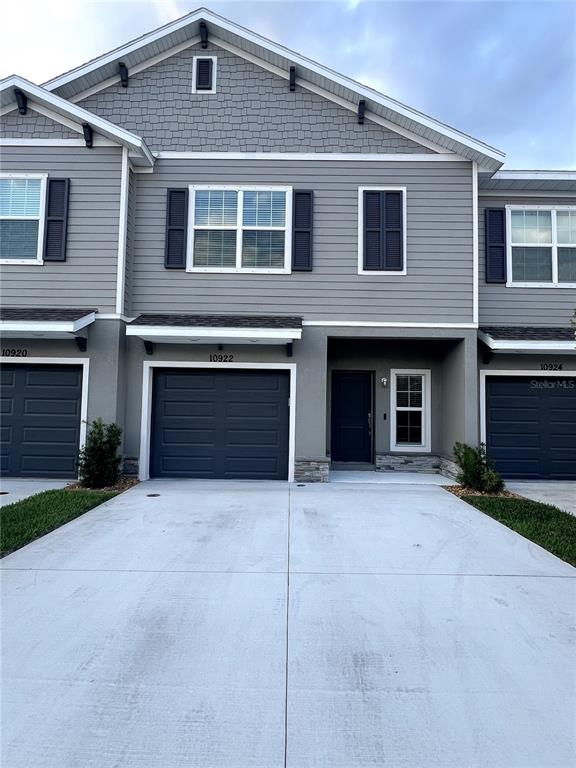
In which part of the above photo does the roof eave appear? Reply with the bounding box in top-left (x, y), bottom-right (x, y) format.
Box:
top-left (0, 75), bottom-right (154, 166)
top-left (42, 8), bottom-right (504, 169)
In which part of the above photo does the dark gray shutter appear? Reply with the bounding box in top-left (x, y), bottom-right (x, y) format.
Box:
top-left (292, 190), bottom-right (313, 271)
top-left (383, 191), bottom-right (403, 270)
top-left (165, 189), bottom-right (188, 269)
top-left (196, 59), bottom-right (213, 90)
top-left (363, 191), bottom-right (383, 270)
top-left (363, 190), bottom-right (404, 271)
top-left (485, 208), bottom-right (507, 283)
top-left (43, 178), bottom-right (69, 262)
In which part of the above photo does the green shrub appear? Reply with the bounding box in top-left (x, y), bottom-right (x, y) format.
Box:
top-left (453, 442), bottom-right (504, 493)
top-left (78, 418), bottom-right (122, 489)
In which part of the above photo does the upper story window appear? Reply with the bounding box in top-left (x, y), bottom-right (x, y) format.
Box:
top-left (192, 56), bottom-right (217, 94)
top-left (188, 186), bottom-right (292, 273)
top-left (358, 187), bottom-right (407, 275)
top-left (507, 205), bottom-right (576, 288)
top-left (0, 174), bottom-right (47, 264)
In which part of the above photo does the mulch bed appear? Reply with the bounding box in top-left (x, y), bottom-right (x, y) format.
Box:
top-left (66, 476), bottom-right (139, 493)
top-left (443, 484), bottom-right (520, 499)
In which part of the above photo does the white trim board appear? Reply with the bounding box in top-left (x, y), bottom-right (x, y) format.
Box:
top-left (154, 151), bottom-right (466, 162)
top-left (479, 369), bottom-right (576, 443)
top-left (0, 313), bottom-right (96, 334)
top-left (0, 356), bottom-right (90, 453)
top-left (126, 326), bottom-right (302, 342)
top-left (115, 148), bottom-right (130, 314)
top-left (472, 162), bottom-right (479, 324)
top-left (389, 368), bottom-right (432, 453)
top-left (478, 330), bottom-right (576, 353)
top-left (138, 361), bottom-right (297, 482)
top-left (41, 9), bottom-right (505, 166)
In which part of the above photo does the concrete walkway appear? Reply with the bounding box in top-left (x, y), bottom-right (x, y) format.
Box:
top-left (507, 481), bottom-right (576, 516)
top-left (0, 478), bottom-right (68, 507)
top-left (1, 480), bottom-right (574, 767)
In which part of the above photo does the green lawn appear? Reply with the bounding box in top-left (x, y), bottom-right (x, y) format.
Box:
top-left (0, 489), bottom-right (117, 557)
top-left (462, 495), bottom-right (576, 568)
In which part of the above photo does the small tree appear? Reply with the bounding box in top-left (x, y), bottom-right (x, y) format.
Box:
top-left (453, 442), bottom-right (504, 494)
top-left (78, 418), bottom-right (122, 489)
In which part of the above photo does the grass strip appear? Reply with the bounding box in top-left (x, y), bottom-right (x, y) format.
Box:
top-left (1, 489), bottom-right (117, 557)
top-left (462, 495), bottom-right (576, 568)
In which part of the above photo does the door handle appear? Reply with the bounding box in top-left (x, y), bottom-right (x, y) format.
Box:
top-left (368, 411), bottom-right (373, 435)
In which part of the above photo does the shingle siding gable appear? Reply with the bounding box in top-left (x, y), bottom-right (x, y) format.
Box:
top-left (0, 109), bottom-right (80, 139)
top-left (77, 44), bottom-right (434, 154)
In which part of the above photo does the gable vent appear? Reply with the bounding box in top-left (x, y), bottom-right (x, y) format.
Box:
top-left (193, 56), bottom-right (216, 93)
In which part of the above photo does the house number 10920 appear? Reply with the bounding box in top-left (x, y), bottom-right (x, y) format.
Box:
top-left (209, 354), bottom-right (234, 362)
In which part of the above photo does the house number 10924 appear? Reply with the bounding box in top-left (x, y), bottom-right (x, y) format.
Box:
top-left (209, 354), bottom-right (234, 362)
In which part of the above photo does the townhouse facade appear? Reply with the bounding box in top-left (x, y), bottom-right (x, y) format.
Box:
top-left (1, 9), bottom-right (574, 482)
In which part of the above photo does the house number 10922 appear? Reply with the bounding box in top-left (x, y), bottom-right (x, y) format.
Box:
top-left (209, 354), bottom-right (234, 362)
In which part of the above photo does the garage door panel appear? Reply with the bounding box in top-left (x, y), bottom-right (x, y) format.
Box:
top-left (486, 376), bottom-right (576, 480)
top-left (161, 428), bottom-right (216, 445)
top-left (151, 369), bottom-right (289, 480)
top-left (489, 433), bottom-right (541, 448)
top-left (0, 365), bottom-right (83, 478)
top-left (22, 427), bottom-right (78, 445)
top-left (24, 398), bottom-right (80, 416)
top-left (25, 369), bottom-right (82, 387)
top-left (164, 373), bottom-right (216, 390)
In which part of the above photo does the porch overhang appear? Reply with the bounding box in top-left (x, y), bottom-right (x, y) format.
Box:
top-left (479, 327), bottom-right (576, 354)
top-left (126, 313), bottom-right (303, 345)
top-left (0, 307), bottom-right (97, 339)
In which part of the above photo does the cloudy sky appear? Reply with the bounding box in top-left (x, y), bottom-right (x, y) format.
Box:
top-left (1, 0), bottom-right (575, 168)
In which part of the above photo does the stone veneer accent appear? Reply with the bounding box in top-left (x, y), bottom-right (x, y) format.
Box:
top-left (294, 458), bottom-right (331, 483)
top-left (376, 453), bottom-right (458, 478)
top-left (123, 457), bottom-right (139, 476)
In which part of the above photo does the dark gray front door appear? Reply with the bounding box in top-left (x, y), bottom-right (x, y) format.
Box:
top-left (331, 370), bottom-right (373, 463)
top-left (486, 376), bottom-right (576, 479)
top-left (151, 369), bottom-right (290, 479)
top-left (0, 364), bottom-right (83, 478)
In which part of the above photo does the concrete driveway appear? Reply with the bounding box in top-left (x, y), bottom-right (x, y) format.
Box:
top-left (0, 478), bottom-right (68, 507)
top-left (507, 481), bottom-right (576, 516)
top-left (2, 480), bottom-right (574, 768)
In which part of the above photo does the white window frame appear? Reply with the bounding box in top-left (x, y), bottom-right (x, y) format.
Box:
top-left (506, 204), bottom-right (576, 289)
top-left (186, 185), bottom-right (293, 274)
top-left (390, 368), bottom-right (432, 453)
top-left (358, 186), bottom-right (407, 276)
top-left (0, 173), bottom-right (47, 265)
top-left (191, 55), bottom-right (218, 94)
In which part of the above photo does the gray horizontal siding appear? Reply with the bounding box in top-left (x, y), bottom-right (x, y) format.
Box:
top-left (78, 43), bottom-right (433, 154)
top-left (0, 109), bottom-right (80, 139)
top-left (0, 146), bottom-right (122, 312)
top-left (479, 195), bottom-right (576, 327)
top-left (130, 159), bottom-right (474, 323)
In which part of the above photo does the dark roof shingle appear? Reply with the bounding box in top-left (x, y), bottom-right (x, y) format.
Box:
top-left (481, 326), bottom-right (575, 342)
top-left (0, 307), bottom-right (97, 322)
top-left (131, 313), bottom-right (303, 329)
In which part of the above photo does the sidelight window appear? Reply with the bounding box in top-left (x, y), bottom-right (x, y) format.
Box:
top-left (390, 369), bottom-right (431, 452)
